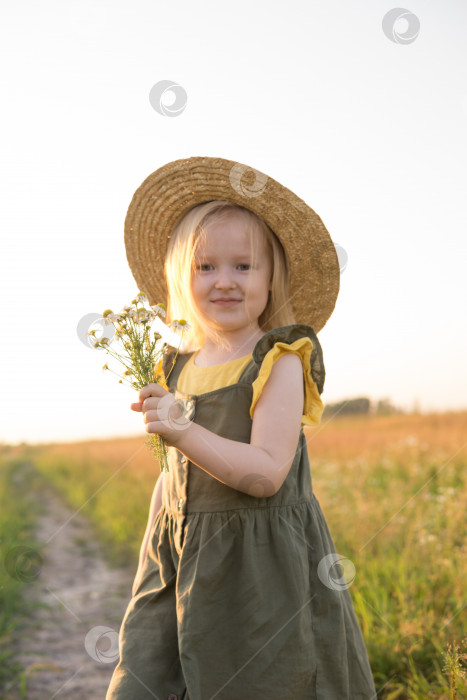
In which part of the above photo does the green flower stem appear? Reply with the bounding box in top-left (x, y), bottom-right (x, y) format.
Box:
top-left (104, 365), bottom-right (133, 387)
top-left (146, 434), bottom-right (169, 473)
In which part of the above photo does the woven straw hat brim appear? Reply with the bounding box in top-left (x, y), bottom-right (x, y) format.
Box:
top-left (124, 156), bottom-right (340, 332)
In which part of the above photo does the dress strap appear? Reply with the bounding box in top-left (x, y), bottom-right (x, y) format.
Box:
top-left (237, 357), bottom-right (260, 385)
top-left (162, 347), bottom-right (194, 391)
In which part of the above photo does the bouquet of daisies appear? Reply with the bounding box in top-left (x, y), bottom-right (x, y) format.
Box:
top-left (88, 291), bottom-right (190, 472)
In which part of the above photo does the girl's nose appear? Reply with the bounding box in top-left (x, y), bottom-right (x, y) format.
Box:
top-left (215, 267), bottom-right (236, 288)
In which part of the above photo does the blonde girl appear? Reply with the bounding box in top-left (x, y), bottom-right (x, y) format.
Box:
top-left (106, 157), bottom-right (377, 700)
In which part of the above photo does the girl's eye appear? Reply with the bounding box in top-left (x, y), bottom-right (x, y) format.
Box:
top-left (196, 264), bottom-right (250, 271)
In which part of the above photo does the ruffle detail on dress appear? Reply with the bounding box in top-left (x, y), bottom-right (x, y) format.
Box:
top-left (250, 324), bottom-right (326, 426)
top-left (250, 337), bottom-right (324, 426)
top-left (253, 324), bottom-right (325, 394)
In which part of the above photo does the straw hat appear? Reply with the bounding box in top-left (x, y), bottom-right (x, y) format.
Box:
top-left (124, 156), bottom-right (340, 332)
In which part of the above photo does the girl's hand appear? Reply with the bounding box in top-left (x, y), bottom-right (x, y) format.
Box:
top-left (131, 383), bottom-right (191, 446)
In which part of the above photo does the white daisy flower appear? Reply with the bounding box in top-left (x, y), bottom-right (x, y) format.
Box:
top-left (169, 320), bottom-right (191, 332)
top-left (101, 310), bottom-right (122, 325)
top-left (136, 309), bottom-right (151, 323)
top-left (151, 303), bottom-right (166, 318)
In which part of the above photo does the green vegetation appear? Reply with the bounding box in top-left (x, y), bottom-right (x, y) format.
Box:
top-left (3, 411), bottom-right (467, 698)
top-left (0, 451), bottom-right (45, 697)
top-left (30, 439), bottom-right (156, 568)
top-left (322, 396), bottom-right (404, 418)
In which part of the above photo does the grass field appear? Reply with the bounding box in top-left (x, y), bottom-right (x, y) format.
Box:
top-left (0, 451), bottom-right (45, 697)
top-left (2, 410), bottom-right (466, 698)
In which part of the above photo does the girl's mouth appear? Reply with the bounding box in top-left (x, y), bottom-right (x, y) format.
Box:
top-left (212, 300), bottom-right (241, 306)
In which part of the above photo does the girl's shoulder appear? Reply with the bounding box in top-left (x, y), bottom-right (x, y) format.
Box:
top-left (252, 324), bottom-right (325, 395)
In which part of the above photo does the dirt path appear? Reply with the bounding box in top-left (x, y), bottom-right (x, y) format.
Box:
top-left (10, 476), bottom-right (135, 699)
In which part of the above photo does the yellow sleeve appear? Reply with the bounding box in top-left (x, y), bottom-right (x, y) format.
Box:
top-left (154, 357), bottom-right (169, 391)
top-left (249, 338), bottom-right (324, 427)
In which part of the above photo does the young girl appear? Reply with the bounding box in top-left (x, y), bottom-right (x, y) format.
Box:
top-left (106, 157), bottom-right (377, 700)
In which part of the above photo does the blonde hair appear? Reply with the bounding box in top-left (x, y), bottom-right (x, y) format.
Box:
top-left (164, 201), bottom-right (295, 353)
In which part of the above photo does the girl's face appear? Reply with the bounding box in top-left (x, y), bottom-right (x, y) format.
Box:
top-left (191, 214), bottom-right (272, 340)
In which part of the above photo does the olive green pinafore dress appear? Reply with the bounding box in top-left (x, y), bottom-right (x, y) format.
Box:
top-left (106, 324), bottom-right (377, 700)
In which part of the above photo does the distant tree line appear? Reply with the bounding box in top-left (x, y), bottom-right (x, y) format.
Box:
top-left (322, 397), bottom-right (405, 419)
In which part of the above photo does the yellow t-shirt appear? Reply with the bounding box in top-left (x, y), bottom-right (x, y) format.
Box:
top-left (174, 337), bottom-right (323, 427)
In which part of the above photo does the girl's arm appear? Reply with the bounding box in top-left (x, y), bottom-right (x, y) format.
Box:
top-left (132, 473), bottom-right (164, 595)
top-left (164, 353), bottom-right (304, 497)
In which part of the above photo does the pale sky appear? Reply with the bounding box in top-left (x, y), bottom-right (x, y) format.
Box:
top-left (1, 0), bottom-right (466, 445)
